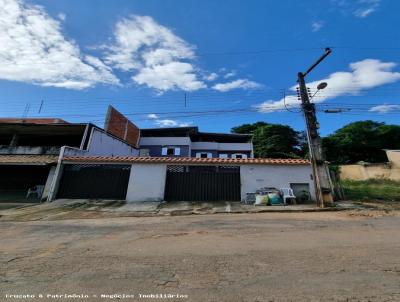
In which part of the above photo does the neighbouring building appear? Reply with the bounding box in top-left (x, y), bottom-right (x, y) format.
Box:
top-left (139, 127), bottom-right (253, 159)
top-left (0, 107), bottom-right (139, 202)
top-left (340, 150), bottom-right (400, 181)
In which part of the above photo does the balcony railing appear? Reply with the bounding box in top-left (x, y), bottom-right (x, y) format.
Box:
top-left (0, 145), bottom-right (61, 155)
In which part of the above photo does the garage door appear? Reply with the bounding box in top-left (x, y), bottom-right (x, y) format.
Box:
top-left (0, 165), bottom-right (50, 202)
top-left (164, 165), bottom-right (241, 202)
top-left (57, 164), bottom-right (130, 199)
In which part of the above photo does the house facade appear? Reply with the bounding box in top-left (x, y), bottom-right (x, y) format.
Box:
top-left (139, 127), bottom-right (253, 159)
top-left (55, 156), bottom-right (315, 203)
top-left (0, 112), bottom-right (139, 202)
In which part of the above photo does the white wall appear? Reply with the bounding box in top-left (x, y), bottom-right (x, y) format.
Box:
top-left (41, 166), bottom-right (56, 201)
top-left (240, 164), bottom-right (315, 201)
top-left (190, 142), bottom-right (253, 151)
top-left (64, 128), bottom-right (139, 157)
top-left (140, 137), bottom-right (191, 146)
top-left (126, 164), bottom-right (167, 202)
top-left (125, 163), bottom-right (314, 203)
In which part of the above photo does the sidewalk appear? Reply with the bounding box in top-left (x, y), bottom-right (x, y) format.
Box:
top-left (156, 201), bottom-right (350, 216)
top-left (0, 199), bottom-right (358, 222)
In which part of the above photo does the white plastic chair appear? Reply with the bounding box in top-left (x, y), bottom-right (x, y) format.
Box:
top-left (26, 185), bottom-right (45, 199)
top-left (280, 188), bottom-right (296, 205)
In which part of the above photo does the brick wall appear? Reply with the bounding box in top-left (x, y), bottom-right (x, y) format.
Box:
top-left (104, 106), bottom-right (140, 148)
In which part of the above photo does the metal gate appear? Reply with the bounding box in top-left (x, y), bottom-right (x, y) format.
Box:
top-left (164, 165), bottom-right (241, 201)
top-left (57, 164), bottom-right (130, 199)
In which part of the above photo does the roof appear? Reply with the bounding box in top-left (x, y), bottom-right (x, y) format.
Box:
top-left (0, 155), bottom-right (59, 165)
top-left (191, 132), bottom-right (252, 143)
top-left (140, 127), bottom-right (198, 137)
top-left (140, 126), bottom-right (252, 142)
top-left (0, 123), bottom-right (88, 134)
top-left (63, 156), bottom-right (310, 165)
top-left (0, 118), bottom-right (69, 124)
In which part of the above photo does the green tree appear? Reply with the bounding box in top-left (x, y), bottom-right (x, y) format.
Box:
top-left (322, 120), bottom-right (400, 164)
top-left (232, 122), bottom-right (305, 158)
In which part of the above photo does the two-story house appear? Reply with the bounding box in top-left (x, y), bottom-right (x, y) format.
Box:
top-left (139, 127), bottom-right (253, 159)
top-left (0, 107), bottom-right (139, 202)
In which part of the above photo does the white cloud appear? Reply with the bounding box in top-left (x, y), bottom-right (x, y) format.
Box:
top-left (57, 13), bottom-right (66, 21)
top-left (369, 104), bottom-right (400, 113)
top-left (104, 15), bottom-right (205, 92)
top-left (177, 122), bottom-right (192, 127)
top-left (133, 62), bottom-right (205, 92)
top-left (147, 113), bottom-right (159, 119)
top-left (224, 70), bottom-right (237, 79)
top-left (204, 72), bottom-right (218, 81)
top-left (354, 0), bottom-right (380, 18)
top-left (0, 0), bottom-right (119, 89)
top-left (155, 119), bottom-right (191, 127)
top-left (212, 79), bottom-right (263, 92)
top-left (332, 0), bottom-right (380, 18)
top-left (311, 21), bottom-right (324, 32)
top-left (257, 59), bottom-right (400, 112)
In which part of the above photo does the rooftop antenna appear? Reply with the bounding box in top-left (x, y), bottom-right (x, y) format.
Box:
top-left (22, 103), bottom-right (30, 122)
top-left (38, 100), bottom-right (44, 114)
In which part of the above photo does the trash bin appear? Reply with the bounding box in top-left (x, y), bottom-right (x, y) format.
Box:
top-left (255, 194), bottom-right (269, 205)
top-left (268, 192), bottom-right (283, 205)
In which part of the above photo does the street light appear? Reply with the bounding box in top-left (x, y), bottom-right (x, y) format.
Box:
top-left (309, 82), bottom-right (328, 100)
top-left (317, 82), bottom-right (328, 90)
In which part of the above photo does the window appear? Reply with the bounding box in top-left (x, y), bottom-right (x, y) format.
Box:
top-left (232, 153), bottom-right (247, 159)
top-left (167, 148), bottom-right (175, 155)
top-left (219, 154), bottom-right (228, 159)
top-left (139, 149), bottom-right (150, 156)
top-left (196, 152), bottom-right (212, 158)
top-left (161, 147), bottom-right (181, 156)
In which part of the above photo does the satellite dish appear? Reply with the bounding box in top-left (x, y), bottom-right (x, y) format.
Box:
top-left (317, 82), bottom-right (328, 90)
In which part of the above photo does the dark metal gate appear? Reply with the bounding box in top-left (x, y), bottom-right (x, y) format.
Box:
top-left (57, 164), bottom-right (130, 199)
top-left (164, 165), bottom-right (241, 201)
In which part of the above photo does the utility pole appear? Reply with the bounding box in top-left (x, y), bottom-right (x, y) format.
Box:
top-left (297, 47), bottom-right (334, 208)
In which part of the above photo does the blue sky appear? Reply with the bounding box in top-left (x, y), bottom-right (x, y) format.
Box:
top-left (1, 0), bottom-right (399, 135)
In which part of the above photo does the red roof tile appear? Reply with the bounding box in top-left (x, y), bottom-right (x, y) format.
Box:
top-left (63, 156), bottom-right (310, 165)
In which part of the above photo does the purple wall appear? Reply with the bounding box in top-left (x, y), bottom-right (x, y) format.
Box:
top-left (191, 150), bottom-right (251, 158)
top-left (140, 145), bottom-right (190, 157)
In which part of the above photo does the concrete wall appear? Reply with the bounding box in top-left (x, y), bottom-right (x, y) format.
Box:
top-left (125, 163), bottom-right (314, 202)
top-left (191, 142), bottom-right (253, 151)
top-left (340, 164), bottom-right (400, 181)
top-left (240, 164), bottom-right (315, 201)
top-left (386, 150), bottom-right (400, 168)
top-left (340, 150), bottom-right (400, 181)
top-left (140, 137), bottom-right (191, 146)
top-left (41, 166), bottom-right (56, 201)
top-left (126, 164), bottom-right (167, 202)
top-left (64, 128), bottom-right (138, 157)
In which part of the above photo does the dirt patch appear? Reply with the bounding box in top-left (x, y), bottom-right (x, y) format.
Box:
top-left (1, 212), bottom-right (400, 301)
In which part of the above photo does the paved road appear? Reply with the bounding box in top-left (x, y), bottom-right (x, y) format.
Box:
top-left (1, 211), bottom-right (400, 301)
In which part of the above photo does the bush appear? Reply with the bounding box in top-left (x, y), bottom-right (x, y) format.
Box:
top-left (341, 179), bottom-right (400, 201)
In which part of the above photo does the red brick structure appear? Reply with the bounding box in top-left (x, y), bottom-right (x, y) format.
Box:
top-left (104, 106), bottom-right (140, 148)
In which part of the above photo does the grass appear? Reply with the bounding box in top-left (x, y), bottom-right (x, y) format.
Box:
top-left (341, 179), bottom-right (400, 201)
